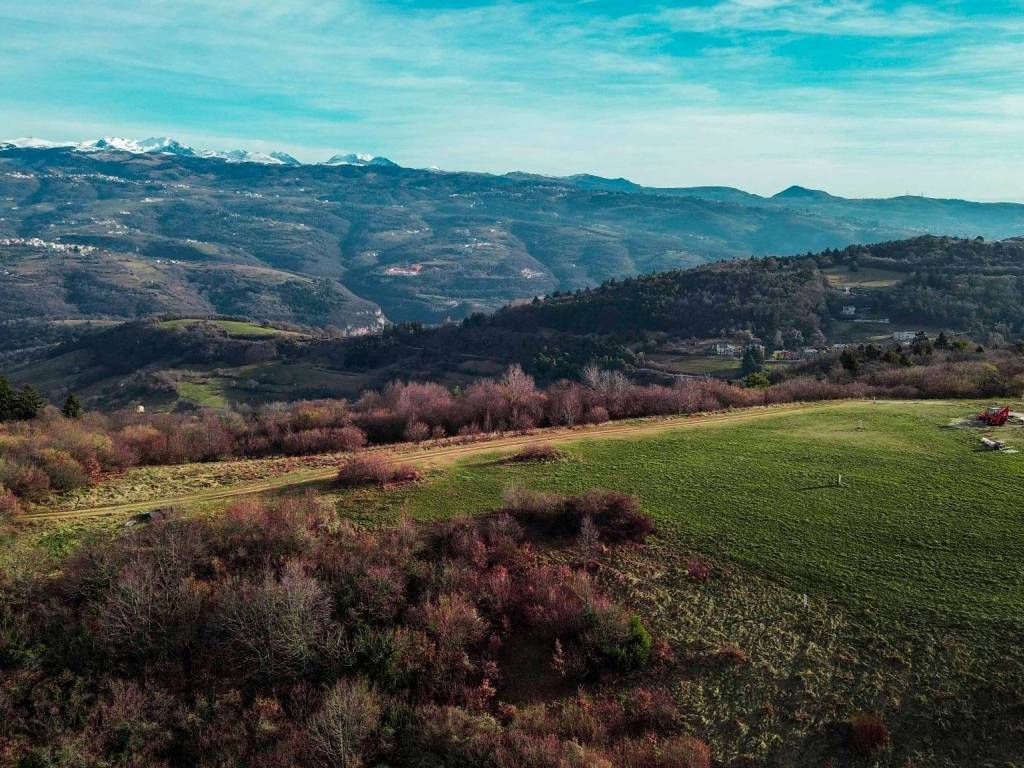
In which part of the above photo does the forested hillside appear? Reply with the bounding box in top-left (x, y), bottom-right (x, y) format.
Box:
top-left (6, 235), bottom-right (1024, 410)
top-left (3, 144), bottom-right (1024, 331)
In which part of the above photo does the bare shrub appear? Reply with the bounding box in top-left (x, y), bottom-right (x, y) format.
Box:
top-left (214, 561), bottom-right (332, 681)
top-left (848, 712), bottom-right (890, 756)
top-left (0, 460), bottom-right (51, 502)
top-left (403, 420), bottom-right (431, 443)
top-left (685, 558), bottom-right (711, 581)
top-left (615, 734), bottom-right (712, 768)
top-left (502, 444), bottom-right (564, 464)
top-left (0, 485), bottom-right (22, 520)
top-left (306, 679), bottom-right (384, 768)
top-left (502, 489), bottom-right (652, 544)
top-left (336, 454), bottom-right (421, 488)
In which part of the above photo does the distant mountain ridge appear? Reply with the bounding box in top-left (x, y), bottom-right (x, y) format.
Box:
top-left (2, 142), bottom-right (1024, 329)
top-left (0, 136), bottom-right (396, 168)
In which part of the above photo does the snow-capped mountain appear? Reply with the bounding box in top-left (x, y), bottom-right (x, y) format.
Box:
top-left (138, 137), bottom-right (196, 156)
top-left (2, 137), bottom-right (76, 150)
top-left (198, 148), bottom-right (299, 165)
top-left (324, 153), bottom-right (398, 168)
top-left (1, 136), bottom-right (398, 168)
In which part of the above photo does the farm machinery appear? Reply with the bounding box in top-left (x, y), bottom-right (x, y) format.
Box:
top-left (977, 405), bottom-right (1012, 427)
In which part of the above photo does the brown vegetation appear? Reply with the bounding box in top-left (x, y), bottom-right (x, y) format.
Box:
top-left (848, 712), bottom-right (890, 756)
top-left (0, 493), bottom-right (714, 767)
top-left (335, 454), bottom-right (421, 488)
top-left (3, 343), bottom-right (1024, 510)
top-left (502, 444), bottom-right (565, 464)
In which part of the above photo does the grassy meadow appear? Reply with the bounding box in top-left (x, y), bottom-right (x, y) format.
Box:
top-left (326, 400), bottom-right (1024, 764)
top-left (158, 318), bottom-right (303, 338)
top-left (5, 399), bottom-right (1023, 765)
top-left (334, 401), bottom-right (1023, 633)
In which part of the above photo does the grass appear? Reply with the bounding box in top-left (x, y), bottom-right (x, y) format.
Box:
top-left (324, 399), bottom-right (1024, 764)
top-left (176, 379), bottom-right (230, 408)
top-left (159, 318), bottom-right (302, 338)
top-left (6, 399), bottom-right (1024, 764)
top-left (655, 354), bottom-right (742, 377)
top-left (336, 401), bottom-right (1024, 634)
top-left (824, 265), bottom-right (905, 289)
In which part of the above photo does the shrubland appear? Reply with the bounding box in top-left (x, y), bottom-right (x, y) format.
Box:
top-left (0, 492), bottom-right (706, 767)
top-left (3, 339), bottom-right (1024, 511)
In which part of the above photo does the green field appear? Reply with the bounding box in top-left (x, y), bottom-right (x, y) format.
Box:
top-left (159, 318), bottom-right (302, 338)
top-left (323, 400), bottom-right (1024, 764)
top-left (651, 354), bottom-right (742, 377)
top-left (8, 399), bottom-right (1024, 764)
top-left (338, 401), bottom-right (1024, 633)
top-left (824, 265), bottom-right (905, 289)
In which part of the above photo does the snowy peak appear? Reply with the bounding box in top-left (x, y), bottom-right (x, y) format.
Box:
top-left (138, 137), bottom-right (196, 156)
top-left (324, 153), bottom-right (398, 168)
top-left (1, 135), bottom-right (401, 169)
top-left (85, 136), bottom-right (146, 153)
top-left (269, 151), bottom-right (302, 166)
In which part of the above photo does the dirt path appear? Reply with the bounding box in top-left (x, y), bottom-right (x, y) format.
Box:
top-left (20, 400), bottom-right (871, 523)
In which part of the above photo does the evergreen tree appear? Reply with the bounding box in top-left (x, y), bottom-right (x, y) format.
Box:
top-left (743, 371), bottom-right (770, 388)
top-left (13, 385), bottom-right (45, 421)
top-left (0, 375), bottom-right (14, 422)
top-left (62, 393), bottom-right (84, 420)
top-left (840, 350), bottom-right (860, 374)
top-left (740, 347), bottom-right (764, 376)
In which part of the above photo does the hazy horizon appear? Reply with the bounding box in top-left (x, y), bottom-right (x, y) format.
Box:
top-left (3, 1), bottom-right (1023, 201)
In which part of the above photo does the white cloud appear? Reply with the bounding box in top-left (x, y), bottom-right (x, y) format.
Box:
top-left (1, 0), bottom-right (1022, 200)
top-left (658, 0), bottom-right (955, 37)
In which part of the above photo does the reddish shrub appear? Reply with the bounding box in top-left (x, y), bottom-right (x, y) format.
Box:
top-left (503, 444), bottom-right (564, 464)
top-left (848, 712), bottom-right (890, 756)
top-left (615, 734), bottom-right (712, 768)
top-left (336, 454), bottom-right (421, 488)
top-left (0, 486), bottom-right (22, 520)
top-left (685, 558), bottom-right (711, 581)
top-left (622, 687), bottom-right (678, 733)
top-left (404, 420), bottom-right (431, 443)
top-left (503, 489), bottom-right (652, 544)
top-left (711, 644), bottom-right (749, 666)
top-left (0, 461), bottom-right (51, 502)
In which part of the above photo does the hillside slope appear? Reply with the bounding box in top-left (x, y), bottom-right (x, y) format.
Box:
top-left (4, 146), bottom-right (1024, 328)
top-left (9, 235), bottom-right (1024, 409)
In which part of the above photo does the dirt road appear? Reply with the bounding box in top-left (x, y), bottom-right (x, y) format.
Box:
top-left (21, 400), bottom-right (864, 523)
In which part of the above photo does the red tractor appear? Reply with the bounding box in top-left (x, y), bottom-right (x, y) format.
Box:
top-left (978, 405), bottom-right (1011, 427)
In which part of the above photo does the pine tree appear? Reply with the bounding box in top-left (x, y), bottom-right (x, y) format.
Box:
top-left (13, 385), bottom-right (45, 421)
top-left (0, 375), bottom-right (14, 422)
top-left (62, 393), bottom-right (84, 420)
top-left (740, 347), bottom-right (764, 376)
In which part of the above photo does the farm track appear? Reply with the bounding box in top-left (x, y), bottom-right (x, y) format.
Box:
top-left (21, 400), bottom-right (887, 523)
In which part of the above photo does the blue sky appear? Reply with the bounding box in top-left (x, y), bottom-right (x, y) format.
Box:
top-left (2, 0), bottom-right (1022, 199)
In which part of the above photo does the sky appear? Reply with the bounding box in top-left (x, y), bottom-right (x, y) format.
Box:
top-left (1, 0), bottom-right (1023, 200)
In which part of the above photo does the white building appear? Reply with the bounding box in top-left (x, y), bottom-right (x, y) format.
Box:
top-left (714, 342), bottom-right (739, 357)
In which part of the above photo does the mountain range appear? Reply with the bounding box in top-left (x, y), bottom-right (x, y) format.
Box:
top-left (2, 140), bottom-right (1024, 331)
top-left (1, 136), bottom-right (396, 168)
